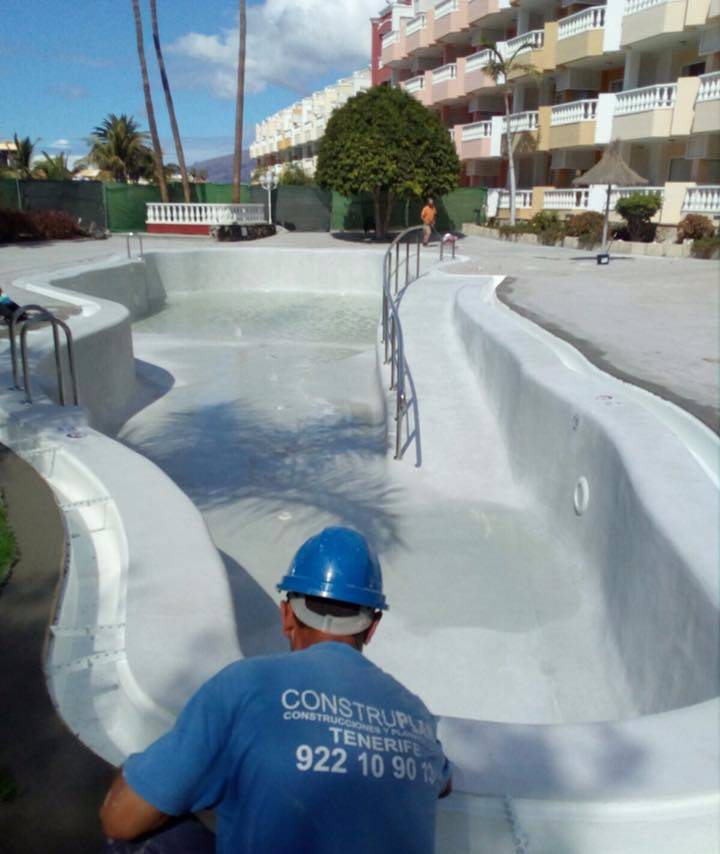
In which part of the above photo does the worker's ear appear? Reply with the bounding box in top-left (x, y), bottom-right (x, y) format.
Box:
top-left (363, 613), bottom-right (382, 647)
top-left (281, 600), bottom-right (295, 636)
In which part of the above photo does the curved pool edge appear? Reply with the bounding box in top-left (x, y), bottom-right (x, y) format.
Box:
top-left (0, 249), bottom-right (716, 852)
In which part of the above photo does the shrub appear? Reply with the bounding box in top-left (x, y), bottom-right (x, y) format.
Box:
top-left (690, 235), bottom-right (720, 260)
top-left (0, 208), bottom-right (38, 242)
top-left (529, 210), bottom-right (565, 245)
top-left (498, 222), bottom-right (534, 239)
top-left (677, 214), bottom-right (715, 243)
top-left (615, 192), bottom-right (662, 242)
top-left (565, 211), bottom-right (604, 248)
top-left (29, 210), bottom-right (82, 240)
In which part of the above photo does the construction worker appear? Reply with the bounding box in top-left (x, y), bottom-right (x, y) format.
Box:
top-left (420, 198), bottom-right (437, 246)
top-left (100, 527), bottom-right (452, 853)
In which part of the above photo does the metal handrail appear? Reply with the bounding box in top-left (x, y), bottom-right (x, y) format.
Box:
top-left (9, 305), bottom-right (79, 406)
top-left (380, 226), bottom-right (442, 465)
top-left (125, 232), bottom-right (145, 261)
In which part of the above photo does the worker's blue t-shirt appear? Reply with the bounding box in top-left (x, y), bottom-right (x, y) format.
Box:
top-left (124, 642), bottom-right (451, 854)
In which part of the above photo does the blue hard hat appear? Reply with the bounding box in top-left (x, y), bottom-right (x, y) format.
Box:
top-left (277, 527), bottom-right (388, 611)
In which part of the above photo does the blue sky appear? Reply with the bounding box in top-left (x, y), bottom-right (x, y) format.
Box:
top-left (0, 0), bottom-right (379, 165)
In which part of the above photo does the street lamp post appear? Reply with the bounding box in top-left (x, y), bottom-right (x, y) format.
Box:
top-left (259, 171), bottom-right (278, 224)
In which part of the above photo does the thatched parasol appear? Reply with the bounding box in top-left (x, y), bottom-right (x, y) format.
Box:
top-left (573, 140), bottom-right (648, 251)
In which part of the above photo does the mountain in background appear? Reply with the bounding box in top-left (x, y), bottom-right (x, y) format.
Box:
top-left (191, 149), bottom-right (254, 184)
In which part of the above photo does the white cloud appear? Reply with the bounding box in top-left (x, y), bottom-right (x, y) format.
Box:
top-left (50, 138), bottom-right (71, 148)
top-left (169, 0), bottom-right (378, 99)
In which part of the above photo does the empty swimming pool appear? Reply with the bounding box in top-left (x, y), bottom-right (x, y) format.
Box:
top-left (7, 244), bottom-right (717, 854)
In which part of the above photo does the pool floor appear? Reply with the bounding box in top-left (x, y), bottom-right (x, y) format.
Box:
top-left (119, 290), bottom-right (630, 725)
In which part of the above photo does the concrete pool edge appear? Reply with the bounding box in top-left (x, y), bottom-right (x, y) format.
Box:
top-left (0, 249), bottom-right (717, 852)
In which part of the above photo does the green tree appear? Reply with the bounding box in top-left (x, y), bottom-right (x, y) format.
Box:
top-left (315, 85), bottom-right (460, 239)
top-left (483, 43), bottom-right (539, 226)
top-left (278, 163), bottom-right (312, 186)
top-left (86, 114), bottom-right (153, 182)
top-left (232, 0), bottom-right (247, 204)
top-left (131, 0), bottom-right (168, 201)
top-left (150, 0), bottom-right (191, 203)
top-left (32, 152), bottom-right (80, 181)
top-left (615, 192), bottom-right (662, 241)
top-left (4, 135), bottom-right (38, 179)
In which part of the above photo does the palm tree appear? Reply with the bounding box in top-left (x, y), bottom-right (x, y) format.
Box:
top-left (86, 114), bottom-right (153, 182)
top-left (232, 0), bottom-right (247, 204)
top-left (149, 0), bottom-right (191, 203)
top-left (484, 43), bottom-right (538, 226)
top-left (131, 0), bottom-right (169, 202)
top-left (9, 135), bottom-right (38, 179)
top-left (32, 152), bottom-right (80, 181)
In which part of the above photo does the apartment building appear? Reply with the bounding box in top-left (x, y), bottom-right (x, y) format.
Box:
top-left (249, 69), bottom-right (371, 179)
top-left (377, 0), bottom-right (720, 223)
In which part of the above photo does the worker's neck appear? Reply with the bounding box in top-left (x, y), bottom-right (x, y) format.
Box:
top-left (291, 631), bottom-right (361, 653)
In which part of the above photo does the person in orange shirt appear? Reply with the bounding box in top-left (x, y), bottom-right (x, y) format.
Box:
top-left (420, 198), bottom-right (436, 246)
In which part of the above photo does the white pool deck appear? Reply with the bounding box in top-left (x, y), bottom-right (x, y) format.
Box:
top-left (0, 233), bottom-right (718, 853)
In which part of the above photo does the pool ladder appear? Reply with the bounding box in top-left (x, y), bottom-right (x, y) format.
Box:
top-left (8, 306), bottom-right (79, 407)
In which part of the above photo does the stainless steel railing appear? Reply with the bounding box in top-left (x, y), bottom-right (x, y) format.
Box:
top-left (125, 232), bottom-right (145, 261)
top-left (9, 306), bottom-right (79, 406)
top-left (381, 226), bottom-right (443, 465)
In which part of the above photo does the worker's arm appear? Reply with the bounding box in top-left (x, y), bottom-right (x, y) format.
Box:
top-left (100, 771), bottom-right (170, 840)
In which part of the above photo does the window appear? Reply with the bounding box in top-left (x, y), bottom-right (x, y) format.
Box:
top-left (668, 158), bottom-right (692, 182)
top-left (681, 61), bottom-right (706, 78)
top-left (609, 78), bottom-right (624, 93)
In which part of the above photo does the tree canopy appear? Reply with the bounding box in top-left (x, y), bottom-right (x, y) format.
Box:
top-left (86, 113), bottom-right (154, 182)
top-left (315, 85), bottom-right (460, 237)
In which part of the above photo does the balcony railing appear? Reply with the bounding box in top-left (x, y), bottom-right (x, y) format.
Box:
top-left (558, 5), bottom-right (606, 39)
top-left (465, 48), bottom-right (494, 73)
top-left (544, 189), bottom-right (590, 209)
top-left (402, 75), bottom-right (426, 93)
top-left (499, 190), bottom-right (533, 208)
top-left (405, 13), bottom-right (426, 35)
top-left (432, 63), bottom-right (458, 84)
top-left (609, 186), bottom-right (665, 207)
top-left (503, 111), bottom-right (540, 132)
top-left (146, 203), bottom-right (266, 226)
top-left (615, 84), bottom-right (676, 115)
top-left (435, 0), bottom-right (459, 18)
top-left (683, 186), bottom-right (720, 214)
top-left (504, 29), bottom-right (545, 56)
top-left (551, 98), bottom-right (598, 125)
top-left (697, 71), bottom-right (720, 102)
top-left (381, 30), bottom-right (398, 47)
top-left (461, 121), bottom-right (493, 141)
top-left (624, 0), bottom-right (667, 13)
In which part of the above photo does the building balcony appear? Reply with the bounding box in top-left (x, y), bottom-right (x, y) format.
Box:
top-left (455, 120), bottom-right (495, 159)
top-left (549, 98), bottom-right (599, 147)
top-left (503, 110), bottom-right (540, 133)
top-left (543, 188), bottom-right (592, 210)
top-left (556, 6), bottom-right (607, 65)
top-left (433, 0), bottom-right (470, 40)
top-left (504, 25), bottom-right (557, 77)
top-left (400, 73), bottom-right (432, 106)
top-left (499, 189), bottom-right (534, 208)
top-left (683, 185), bottom-right (720, 215)
top-left (613, 83), bottom-right (677, 139)
top-left (431, 62), bottom-right (462, 103)
top-left (462, 50), bottom-right (497, 92)
top-left (620, 0), bottom-right (706, 47)
top-left (468, 0), bottom-right (511, 24)
top-left (693, 71), bottom-right (720, 134)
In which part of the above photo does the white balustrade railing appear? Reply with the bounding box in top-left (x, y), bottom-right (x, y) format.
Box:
top-left (461, 121), bottom-right (493, 141)
top-left (558, 5), bottom-right (606, 39)
top-left (615, 84), bottom-right (676, 114)
top-left (551, 98), bottom-right (598, 125)
top-left (544, 189), bottom-right (591, 209)
top-left (435, 0), bottom-right (459, 18)
top-left (505, 29), bottom-right (545, 56)
top-left (381, 30), bottom-right (398, 47)
top-left (432, 63), bottom-right (458, 84)
top-left (499, 190), bottom-right (534, 208)
top-left (465, 48), bottom-right (494, 73)
top-left (697, 71), bottom-right (720, 102)
top-left (683, 186), bottom-right (720, 213)
top-left (146, 203), bottom-right (267, 227)
top-left (405, 13), bottom-right (426, 35)
top-left (402, 74), bottom-right (426, 93)
top-left (608, 186), bottom-right (664, 207)
top-left (502, 111), bottom-right (540, 132)
top-left (624, 0), bottom-right (667, 13)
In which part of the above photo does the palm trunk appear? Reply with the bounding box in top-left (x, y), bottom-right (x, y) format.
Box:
top-left (131, 0), bottom-right (168, 202)
top-left (504, 91), bottom-right (516, 227)
top-left (232, 0), bottom-right (247, 205)
top-left (150, 0), bottom-right (191, 204)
